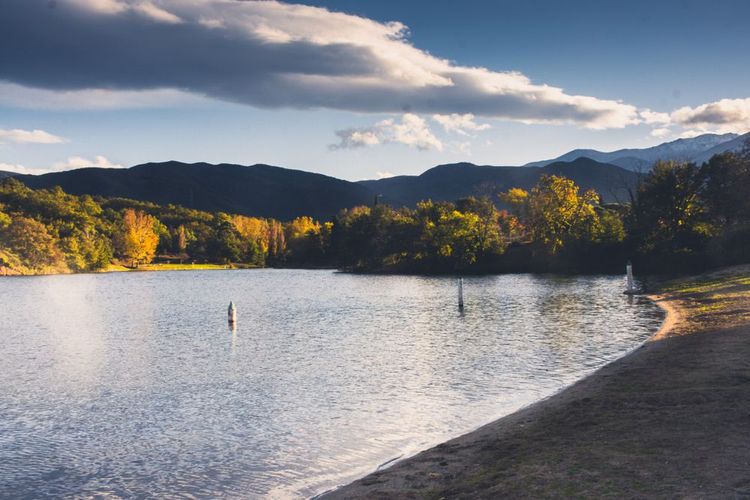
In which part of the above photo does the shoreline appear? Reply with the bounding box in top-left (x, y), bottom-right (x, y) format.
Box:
top-left (0, 263), bottom-right (345, 277)
top-left (647, 293), bottom-right (681, 341)
top-left (0, 262), bottom-right (261, 277)
top-left (326, 264), bottom-right (750, 498)
top-left (319, 295), bottom-right (671, 499)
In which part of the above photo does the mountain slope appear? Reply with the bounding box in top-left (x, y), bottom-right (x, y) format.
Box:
top-left (525, 133), bottom-right (739, 170)
top-left (15, 161), bottom-right (375, 220)
top-left (0, 171), bottom-right (17, 179)
top-left (691, 131), bottom-right (750, 165)
top-left (360, 158), bottom-right (639, 207)
top-left (5, 149), bottom-right (705, 220)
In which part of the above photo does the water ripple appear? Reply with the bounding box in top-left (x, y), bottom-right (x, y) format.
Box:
top-left (0, 271), bottom-right (663, 498)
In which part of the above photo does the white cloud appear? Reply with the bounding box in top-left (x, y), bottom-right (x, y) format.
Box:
top-left (650, 127), bottom-right (672, 138)
top-left (388, 115), bottom-right (443, 151)
top-left (333, 129), bottom-right (382, 148)
top-left (53, 155), bottom-right (124, 171)
top-left (133, 2), bottom-right (183, 23)
top-left (69, 0), bottom-right (128, 15)
top-left (0, 128), bottom-right (66, 145)
top-left (198, 17), bottom-right (224, 29)
top-left (0, 1), bottom-right (640, 128)
top-left (640, 109), bottom-right (671, 125)
top-left (640, 98), bottom-right (750, 138)
top-left (376, 171), bottom-right (395, 179)
top-left (0, 82), bottom-right (208, 110)
top-left (677, 129), bottom-right (706, 139)
top-left (432, 113), bottom-right (491, 135)
top-left (70, 0), bottom-right (182, 23)
top-left (0, 155), bottom-right (124, 176)
top-left (670, 98), bottom-right (750, 134)
top-left (0, 162), bottom-right (32, 175)
top-left (332, 113), bottom-right (443, 151)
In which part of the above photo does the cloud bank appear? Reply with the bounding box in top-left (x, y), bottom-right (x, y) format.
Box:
top-left (671, 98), bottom-right (750, 134)
top-left (0, 128), bottom-right (65, 145)
top-left (0, 0), bottom-right (639, 128)
top-left (0, 82), bottom-right (206, 110)
top-left (0, 156), bottom-right (123, 175)
top-left (635, 98), bottom-right (750, 139)
top-left (53, 156), bottom-right (124, 171)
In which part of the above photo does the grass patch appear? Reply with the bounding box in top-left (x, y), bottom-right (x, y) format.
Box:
top-left (657, 264), bottom-right (750, 335)
top-left (102, 262), bottom-right (260, 273)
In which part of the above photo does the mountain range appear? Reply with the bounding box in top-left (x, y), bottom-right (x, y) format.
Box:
top-left (361, 157), bottom-right (637, 207)
top-left (9, 158), bottom-right (637, 220)
top-left (14, 162), bottom-right (374, 221)
top-left (3, 132), bottom-right (748, 220)
top-left (525, 132), bottom-right (748, 171)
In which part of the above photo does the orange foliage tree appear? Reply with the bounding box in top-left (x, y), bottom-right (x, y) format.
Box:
top-left (118, 209), bottom-right (160, 267)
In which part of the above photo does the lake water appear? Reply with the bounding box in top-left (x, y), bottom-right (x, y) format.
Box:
top-left (0, 270), bottom-right (663, 498)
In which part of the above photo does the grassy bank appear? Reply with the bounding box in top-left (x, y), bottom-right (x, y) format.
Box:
top-left (103, 263), bottom-right (247, 273)
top-left (327, 265), bottom-right (750, 498)
top-left (1, 261), bottom-right (257, 276)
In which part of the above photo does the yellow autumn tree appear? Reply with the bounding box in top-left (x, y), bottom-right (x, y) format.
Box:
top-left (285, 216), bottom-right (321, 242)
top-left (231, 215), bottom-right (270, 255)
top-left (284, 216), bottom-right (322, 261)
top-left (118, 209), bottom-right (159, 267)
top-left (502, 175), bottom-right (601, 254)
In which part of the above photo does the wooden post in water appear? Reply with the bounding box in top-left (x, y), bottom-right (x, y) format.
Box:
top-left (228, 301), bottom-right (237, 325)
top-left (625, 261), bottom-right (636, 295)
top-left (458, 277), bottom-right (465, 310)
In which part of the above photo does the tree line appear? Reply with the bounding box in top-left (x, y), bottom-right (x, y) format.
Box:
top-left (1, 146), bottom-right (748, 275)
top-left (0, 179), bottom-right (327, 274)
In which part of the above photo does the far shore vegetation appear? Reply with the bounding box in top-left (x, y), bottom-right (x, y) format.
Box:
top-left (1, 147), bottom-right (749, 276)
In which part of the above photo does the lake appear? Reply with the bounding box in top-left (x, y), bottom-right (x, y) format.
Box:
top-left (0, 270), bottom-right (663, 498)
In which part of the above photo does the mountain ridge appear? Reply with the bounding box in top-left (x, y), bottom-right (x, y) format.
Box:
top-left (13, 161), bottom-right (375, 221)
top-left (524, 132), bottom-right (744, 170)
top-left (3, 132), bottom-right (747, 219)
top-left (5, 158), bottom-right (637, 220)
top-left (360, 157), bottom-right (638, 207)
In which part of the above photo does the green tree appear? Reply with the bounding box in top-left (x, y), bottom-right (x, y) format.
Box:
top-left (701, 150), bottom-right (750, 227)
top-left (629, 160), bottom-right (707, 253)
top-left (0, 215), bottom-right (64, 269)
top-left (208, 213), bottom-right (243, 263)
top-left (456, 196), bottom-right (506, 257)
top-left (0, 204), bottom-right (10, 230)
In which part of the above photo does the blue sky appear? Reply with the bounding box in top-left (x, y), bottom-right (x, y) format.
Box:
top-left (1, 0), bottom-right (748, 179)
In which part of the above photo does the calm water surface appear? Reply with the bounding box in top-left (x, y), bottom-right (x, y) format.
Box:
top-left (0, 270), bottom-right (663, 498)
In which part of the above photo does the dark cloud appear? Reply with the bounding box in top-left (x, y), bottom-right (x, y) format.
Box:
top-left (0, 0), bottom-right (639, 127)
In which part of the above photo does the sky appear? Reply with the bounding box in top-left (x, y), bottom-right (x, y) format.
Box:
top-left (0, 0), bottom-right (749, 180)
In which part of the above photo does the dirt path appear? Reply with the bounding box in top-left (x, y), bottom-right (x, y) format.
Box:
top-left (326, 265), bottom-right (750, 499)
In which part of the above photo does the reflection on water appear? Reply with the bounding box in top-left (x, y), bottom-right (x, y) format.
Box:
top-left (0, 270), bottom-right (663, 498)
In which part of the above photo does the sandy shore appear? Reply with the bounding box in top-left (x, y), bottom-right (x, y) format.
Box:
top-left (326, 265), bottom-right (750, 498)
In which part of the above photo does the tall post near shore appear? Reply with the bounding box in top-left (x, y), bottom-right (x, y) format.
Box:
top-left (458, 277), bottom-right (465, 310)
top-left (228, 301), bottom-right (237, 326)
top-left (625, 261), bottom-right (636, 295)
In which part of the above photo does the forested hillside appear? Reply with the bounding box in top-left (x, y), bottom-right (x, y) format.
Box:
top-left (1, 148), bottom-right (749, 276)
top-left (15, 161), bottom-right (375, 220)
top-left (9, 158), bottom-right (638, 220)
top-left (359, 157), bottom-right (638, 207)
